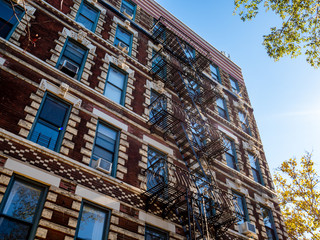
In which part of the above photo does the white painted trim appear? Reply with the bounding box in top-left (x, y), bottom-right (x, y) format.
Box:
top-left (93, 108), bottom-right (128, 131)
top-left (5, 158), bottom-right (61, 187)
top-left (139, 211), bottom-right (175, 232)
top-left (75, 185), bottom-right (120, 211)
top-left (143, 135), bottom-right (173, 155)
top-left (218, 125), bottom-right (238, 144)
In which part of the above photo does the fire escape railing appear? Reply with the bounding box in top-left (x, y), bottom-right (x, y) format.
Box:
top-left (143, 16), bottom-right (240, 239)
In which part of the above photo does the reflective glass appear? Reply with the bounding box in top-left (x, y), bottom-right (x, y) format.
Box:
top-left (0, 0), bottom-right (23, 39)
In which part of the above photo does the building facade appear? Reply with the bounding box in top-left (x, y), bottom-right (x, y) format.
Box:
top-left (0, 0), bottom-right (287, 239)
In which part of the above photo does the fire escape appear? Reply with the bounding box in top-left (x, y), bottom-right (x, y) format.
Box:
top-left (142, 17), bottom-right (240, 239)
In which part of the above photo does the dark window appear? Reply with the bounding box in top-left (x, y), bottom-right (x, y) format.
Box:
top-left (149, 89), bottom-right (167, 122)
top-left (75, 202), bottom-right (110, 240)
top-left (29, 94), bottom-right (70, 151)
top-left (0, 177), bottom-right (46, 240)
top-left (91, 122), bottom-right (119, 176)
top-left (230, 78), bottom-right (240, 95)
top-left (152, 49), bottom-right (167, 79)
top-left (184, 44), bottom-right (195, 59)
top-left (239, 111), bottom-right (251, 135)
top-left (145, 225), bottom-right (168, 240)
top-left (249, 153), bottom-right (263, 184)
top-left (57, 39), bottom-right (88, 80)
top-left (210, 64), bottom-right (220, 83)
top-left (114, 26), bottom-right (132, 55)
top-left (147, 147), bottom-right (167, 191)
top-left (76, 1), bottom-right (100, 31)
top-left (216, 98), bottom-right (229, 120)
top-left (120, 0), bottom-right (136, 20)
top-left (104, 66), bottom-right (127, 105)
top-left (224, 137), bottom-right (238, 170)
top-left (0, 0), bottom-right (24, 39)
top-left (152, 18), bottom-right (166, 42)
top-left (233, 192), bottom-right (248, 224)
top-left (261, 206), bottom-right (278, 240)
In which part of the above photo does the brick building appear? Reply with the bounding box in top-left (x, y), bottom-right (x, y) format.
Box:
top-left (0, 0), bottom-right (287, 239)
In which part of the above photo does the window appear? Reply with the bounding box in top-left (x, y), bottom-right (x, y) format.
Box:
top-left (147, 147), bottom-right (167, 191)
top-left (191, 121), bottom-right (205, 149)
top-left (57, 38), bottom-right (88, 80)
top-left (29, 94), bottom-right (71, 151)
top-left (238, 111), bottom-right (251, 135)
top-left (152, 49), bottom-right (167, 79)
top-left (104, 66), bottom-right (127, 105)
top-left (149, 90), bottom-right (167, 122)
top-left (91, 122), bottom-right (119, 176)
top-left (0, 0), bottom-right (24, 39)
top-left (233, 192), bottom-right (248, 224)
top-left (75, 202), bottom-right (110, 240)
top-left (249, 153), bottom-right (263, 184)
top-left (184, 44), bottom-right (195, 59)
top-left (261, 206), bottom-right (278, 240)
top-left (224, 137), bottom-right (238, 170)
top-left (152, 18), bottom-right (166, 42)
top-left (76, 1), bottom-right (100, 32)
top-left (230, 78), bottom-right (240, 95)
top-left (210, 64), bottom-right (220, 83)
top-left (114, 26), bottom-right (132, 55)
top-left (145, 225), bottom-right (168, 240)
top-left (0, 177), bottom-right (46, 240)
top-left (120, 0), bottom-right (136, 20)
top-left (216, 98), bottom-right (229, 120)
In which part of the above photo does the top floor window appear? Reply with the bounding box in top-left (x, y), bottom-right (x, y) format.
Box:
top-left (120, 0), bottom-right (136, 20)
top-left (249, 153), bottom-right (263, 184)
top-left (57, 38), bottom-right (88, 80)
top-left (152, 18), bottom-right (166, 42)
top-left (230, 78), bottom-right (240, 95)
top-left (261, 206), bottom-right (278, 240)
top-left (76, 1), bottom-right (100, 32)
top-left (0, 0), bottom-right (24, 39)
top-left (29, 94), bottom-right (71, 152)
top-left (184, 44), bottom-right (195, 59)
top-left (224, 137), bottom-right (238, 170)
top-left (114, 26), bottom-right (132, 55)
top-left (238, 111), bottom-right (251, 135)
top-left (210, 64), bottom-right (220, 83)
top-left (152, 49), bottom-right (167, 79)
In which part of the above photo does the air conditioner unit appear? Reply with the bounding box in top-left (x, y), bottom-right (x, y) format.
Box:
top-left (96, 158), bottom-right (112, 174)
top-left (60, 60), bottom-right (79, 78)
top-left (240, 222), bottom-right (258, 238)
top-left (123, 9), bottom-right (133, 20)
top-left (118, 42), bottom-right (129, 53)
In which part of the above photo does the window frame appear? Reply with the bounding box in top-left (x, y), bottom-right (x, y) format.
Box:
top-left (145, 224), bottom-right (169, 240)
top-left (260, 206), bottom-right (278, 240)
top-left (120, 0), bottom-right (136, 20)
top-left (0, 0), bottom-right (25, 40)
top-left (56, 37), bottom-right (89, 81)
top-left (114, 25), bottom-right (133, 56)
top-left (0, 175), bottom-right (47, 240)
top-left (224, 136), bottom-right (239, 170)
top-left (210, 64), bottom-right (221, 83)
top-left (248, 153), bottom-right (264, 185)
top-left (76, 0), bottom-right (100, 32)
top-left (230, 77), bottom-right (240, 95)
top-left (233, 191), bottom-right (249, 224)
top-left (90, 121), bottom-right (120, 177)
top-left (75, 200), bottom-right (111, 240)
top-left (28, 92), bottom-right (72, 152)
top-left (103, 64), bottom-right (128, 105)
top-left (216, 97), bottom-right (229, 120)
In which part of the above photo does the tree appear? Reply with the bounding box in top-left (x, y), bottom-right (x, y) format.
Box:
top-left (273, 153), bottom-right (320, 240)
top-left (234, 0), bottom-right (320, 68)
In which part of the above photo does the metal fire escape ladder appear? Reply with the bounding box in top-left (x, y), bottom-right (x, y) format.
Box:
top-left (144, 17), bottom-right (239, 239)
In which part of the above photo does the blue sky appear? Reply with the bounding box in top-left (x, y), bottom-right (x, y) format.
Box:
top-left (155, 0), bottom-right (320, 174)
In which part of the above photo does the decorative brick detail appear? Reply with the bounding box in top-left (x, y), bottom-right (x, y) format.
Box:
top-left (0, 167), bottom-right (13, 203)
top-left (81, 116), bottom-right (98, 164)
top-left (59, 179), bottom-right (77, 193)
top-left (120, 204), bottom-right (139, 218)
top-left (0, 156), bottom-right (7, 167)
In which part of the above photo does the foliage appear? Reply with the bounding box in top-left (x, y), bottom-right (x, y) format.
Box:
top-left (234, 0), bottom-right (320, 68)
top-left (273, 153), bottom-right (320, 240)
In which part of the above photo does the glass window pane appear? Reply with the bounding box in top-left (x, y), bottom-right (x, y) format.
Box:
top-left (77, 204), bottom-right (107, 240)
top-left (39, 97), bottom-right (68, 127)
top-left (121, 0), bottom-right (135, 16)
top-left (107, 68), bottom-right (125, 89)
top-left (145, 226), bottom-right (168, 240)
top-left (104, 83), bottom-right (122, 104)
top-left (92, 146), bottom-right (113, 162)
top-left (30, 122), bottom-right (59, 150)
top-left (77, 15), bottom-right (94, 30)
top-left (95, 132), bottom-right (116, 152)
top-left (0, 1), bottom-right (23, 38)
top-left (64, 41), bottom-right (86, 65)
top-left (82, 3), bottom-right (98, 20)
top-left (0, 217), bottom-right (31, 240)
top-left (226, 153), bottom-right (236, 169)
top-left (117, 27), bottom-right (131, 45)
top-left (3, 180), bottom-right (42, 223)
